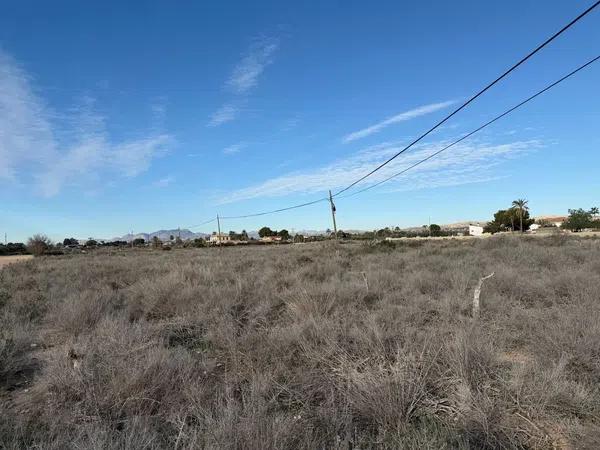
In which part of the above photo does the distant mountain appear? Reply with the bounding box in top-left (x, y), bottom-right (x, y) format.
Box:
top-left (114, 229), bottom-right (210, 242)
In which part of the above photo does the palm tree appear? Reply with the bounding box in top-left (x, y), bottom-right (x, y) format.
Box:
top-left (512, 199), bottom-right (529, 232)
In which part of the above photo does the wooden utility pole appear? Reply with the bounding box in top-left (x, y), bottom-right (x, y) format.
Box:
top-left (328, 190), bottom-right (338, 240)
top-left (216, 214), bottom-right (221, 244)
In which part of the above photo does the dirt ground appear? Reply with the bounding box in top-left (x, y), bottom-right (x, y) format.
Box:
top-left (0, 255), bottom-right (33, 269)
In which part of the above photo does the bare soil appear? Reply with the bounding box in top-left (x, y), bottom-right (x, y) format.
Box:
top-left (0, 255), bottom-right (32, 269)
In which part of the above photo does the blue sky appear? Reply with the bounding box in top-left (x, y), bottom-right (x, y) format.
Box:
top-left (1, 1), bottom-right (599, 242)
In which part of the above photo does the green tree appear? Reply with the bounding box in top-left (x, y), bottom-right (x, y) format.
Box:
top-left (278, 229), bottom-right (290, 240)
top-left (152, 236), bottom-right (162, 248)
top-left (562, 207), bottom-right (598, 232)
top-left (132, 238), bottom-right (145, 247)
top-left (192, 238), bottom-right (206, 247)
top-left (429, 224), bottom-right (441, 236)
top-left (484, 208), bottom-right (533, 234)
top-left (258, 227), bottom-right (274, 238)
top-left (63, 238), bottom-right (78, 246)
top-left (85, 239), bottom-right (98, 247)
top-left (512, 199), bottom-right (529, 232)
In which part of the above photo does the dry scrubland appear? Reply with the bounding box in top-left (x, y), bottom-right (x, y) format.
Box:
top-left (1, 236), bottom-right (600, 449)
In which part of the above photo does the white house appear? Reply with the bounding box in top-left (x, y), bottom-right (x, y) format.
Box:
top-left (468, 225), bottom-right (484, 236)
top-left (260, 235), bottom-right (282, 243)
top-left (209, 233), bottom-right (231, 244)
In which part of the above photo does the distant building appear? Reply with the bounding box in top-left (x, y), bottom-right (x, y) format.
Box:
top-left (468, 225), bottom-right (484, 236)
top-left (529, 223), bottom-right (541, 232)
top-left (260, 235), bottom-right (282, 243)
top-left (209, 233), bottom-right (231, 244)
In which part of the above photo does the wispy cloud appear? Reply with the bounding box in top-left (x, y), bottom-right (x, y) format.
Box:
top-left (208, 35), bottom-right (279, 127)
top-left (222, 142), bottom-right (247, 155)
top-left (208, 103), bottom-right (238, 127)
top-left (0, 49), bottom-right (172, 197)
top-left (281, 116), bottom-right (300, 132)
top-left (226, 36), bottom-right (279, 94)
top-left (217, 138), bottom-right (543, 204)
top-left (342, 100), bottom-right (456, 143)
top-left (153, 175), bottom-right (175, 188)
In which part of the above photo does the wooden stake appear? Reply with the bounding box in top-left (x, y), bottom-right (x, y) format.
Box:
top-left (473, 272), bottom-right (494, 320)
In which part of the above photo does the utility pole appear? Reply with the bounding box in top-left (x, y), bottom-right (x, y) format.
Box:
top-left (216, 214), bottom-right (221, 245)
top-left (328, 190), bottom-right (338, 240)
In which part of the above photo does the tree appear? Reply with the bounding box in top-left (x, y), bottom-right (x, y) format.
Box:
top-left (132, 238), bottom-right (145, 247)
top-left (0, 242), bottom-right (28, 256)
top-left (63, 237), bottom-right (78, 246)
top-left (152, 236), bottom-right (162, 248)
top-left (484, 208), bottom-right (533, 234)
top-left (429, 224), bottom-right (441, 236)
top-left (192, 238), bottom-right (206, 247)
top-left (27, 234), bottom-right (52, 256)
top-left (512, 199), bottom-right (529, 233)
top-left (85, 239), bottom-right (98, 247)
top-left (241, 230), bottom-right (249, 241)
top-left (169, 235), bottom-right (175, 241)
top-left (278, 229), bottom-right (290, 240)
top-left (562, 207), bottom-right (599, 232)
top-left (258, 227), bottom-right (274, 238)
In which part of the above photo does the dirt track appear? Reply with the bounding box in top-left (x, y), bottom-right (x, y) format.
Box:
top-left (0, 255), bottom-right (33, 269)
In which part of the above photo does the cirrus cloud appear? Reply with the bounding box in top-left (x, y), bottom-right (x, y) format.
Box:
top-left (0, 49), bottom-right (172, 197)
top-left (208, 35), bottom-right (279, 127)
top-left (216, 137), bottom-right (543, 204)
top-left (342, 100), bottom-right (456, 143)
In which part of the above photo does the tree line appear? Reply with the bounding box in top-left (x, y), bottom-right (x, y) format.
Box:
top-left (4, 203), bottom-right (599, 258)
top-left (484, 199), bottom-right (599, 233)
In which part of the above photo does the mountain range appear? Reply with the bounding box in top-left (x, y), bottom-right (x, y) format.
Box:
top-left (114, 229), bottom-right (210, 242)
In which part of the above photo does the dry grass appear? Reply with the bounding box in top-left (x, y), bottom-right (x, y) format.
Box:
top-left (1, 235), bottom-right (600, 449)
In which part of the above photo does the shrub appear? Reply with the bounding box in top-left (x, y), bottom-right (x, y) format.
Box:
top-left (26, 234), bottom-right (52, 256)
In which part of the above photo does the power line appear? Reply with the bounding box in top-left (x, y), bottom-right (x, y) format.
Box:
top-left (185, 53), bottom-right (599, 230)
top-left (188, 217), bottom-right (217, 229)
top-left (333, 0), bottom-right (600, 197)
top-left (170, 3), bottom-right (600, 233)
top-left (220, 197), bottom-right (329, 220)
top-left (184, 197), bottom-right (329, 230)
top-left (337, 55), bottom-right (600, 200)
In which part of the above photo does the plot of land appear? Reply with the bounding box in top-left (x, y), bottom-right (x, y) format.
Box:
top-left (1, 236), bottom-right (599, 449)
top-left (0, 255), bottom-right (32, 269)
